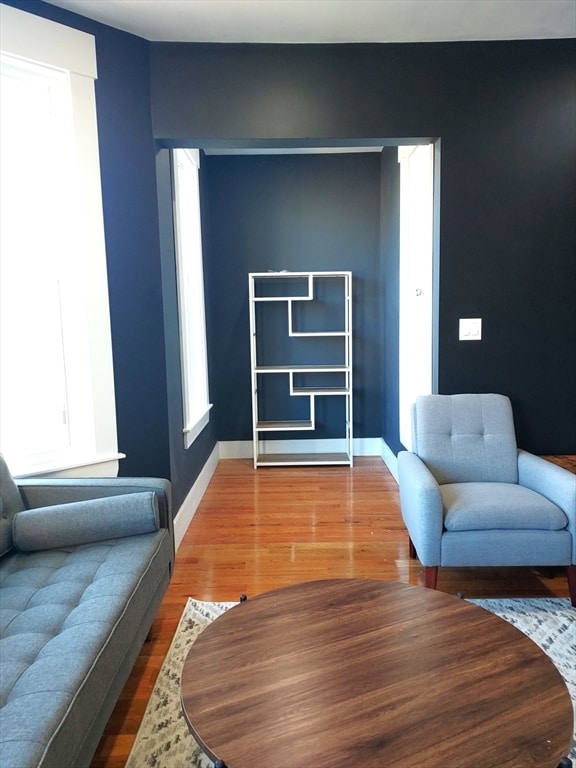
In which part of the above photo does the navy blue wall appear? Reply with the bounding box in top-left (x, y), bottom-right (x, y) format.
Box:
top-left (5, 2), bottom-right (575, 514)
top-left (150, 40), bottom-right (576, 453)
top-left (202, 153), bottom-right (382, 443)
top-left (92, 21), bottom-right (171, 479)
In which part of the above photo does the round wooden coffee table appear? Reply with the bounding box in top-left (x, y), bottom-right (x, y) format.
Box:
top-left (180, 579), bottom-right (573, 768)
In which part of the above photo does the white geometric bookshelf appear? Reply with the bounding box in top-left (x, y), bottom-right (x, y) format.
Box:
top-left (249, 271), bottom-right (353, 467)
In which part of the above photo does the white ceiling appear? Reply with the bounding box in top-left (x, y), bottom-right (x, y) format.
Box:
top-left (41, 0), bottom-right (576, 44)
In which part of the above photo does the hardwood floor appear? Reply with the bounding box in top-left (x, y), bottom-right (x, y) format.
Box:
top-left (91, 455), bottom-right (575, 768)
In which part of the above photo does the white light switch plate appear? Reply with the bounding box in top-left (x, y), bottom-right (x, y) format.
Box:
top-left (459, 318), bottom-right (482, 341)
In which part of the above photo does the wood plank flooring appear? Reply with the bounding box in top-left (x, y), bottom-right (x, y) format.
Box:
top-left (90, 456), bottom-right (575, 768)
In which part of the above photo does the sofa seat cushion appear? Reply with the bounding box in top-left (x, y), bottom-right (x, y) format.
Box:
top-left (0, 531), bottom-right (168, 767)
top-left (442, 482), bottom-right (568, 532)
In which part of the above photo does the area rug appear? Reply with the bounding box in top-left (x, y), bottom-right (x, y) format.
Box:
top-left (126, 596), bottom-right (575, 767)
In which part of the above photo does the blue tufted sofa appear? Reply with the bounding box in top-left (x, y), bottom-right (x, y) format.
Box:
top-left (0, 455), bottom-right (174, 768)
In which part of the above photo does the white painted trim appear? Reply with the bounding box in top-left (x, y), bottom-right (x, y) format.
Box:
top-left (12, 453), bottom-right (125, 479)
top-left (353, 437), bottom-right (382, 456)
top-left (173, 443), bottom-right (219, 550)
top-left (218, 440), bottom-right (253, 459)
top-left (183, 403), bottom-right (213, 449)
top-left (398, 143), bottom-right (434, 452)
top-left (0, 4), bottom-right (97, 77)
top-left (173, 149), bottom-right (211, 451)
top-left (380, 439), bottom-right (399, 482)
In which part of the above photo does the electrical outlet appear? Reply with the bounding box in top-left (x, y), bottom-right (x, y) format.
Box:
top-left (459, 318), bottom-right (482, 341)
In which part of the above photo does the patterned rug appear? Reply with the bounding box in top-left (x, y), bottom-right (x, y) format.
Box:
top-left (126, 596), bottom-right (576, 768)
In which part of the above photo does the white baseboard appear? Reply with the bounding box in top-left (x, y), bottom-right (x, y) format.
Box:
top-left (218, 440), bottom-right (253, 459)
top-left (173, 443), bottom-right (219, 550)
top-left (380, 438), bottom-right (399, 482)
top-left (353, 437), bottom-right (382, 456)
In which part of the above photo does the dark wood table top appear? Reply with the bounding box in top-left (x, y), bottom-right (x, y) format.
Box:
top-left (181, 579), bottom-right (573, 768)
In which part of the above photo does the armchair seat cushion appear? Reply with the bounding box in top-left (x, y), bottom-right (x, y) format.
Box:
top-left (442, 483), bottom-right (568, 532)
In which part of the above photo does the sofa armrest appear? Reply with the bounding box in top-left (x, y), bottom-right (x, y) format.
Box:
top-left (518, 450), bottom-right (576, 560)
top-left (15, 479), bottom-right (173, 563)
top-left (13, 492), bottom-right (161, 552)
top-left (15, 476), bottom-right (171, 528)
top-left (397, 451), bottom-right (444, 566)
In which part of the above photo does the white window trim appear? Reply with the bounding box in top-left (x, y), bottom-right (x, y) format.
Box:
top-left (398, 144), bottom-right (434, 451)
top-left (184, 404), bottom-right (213, 449)
top-left (0, 4), bottom-right (122, 477)
top-left (172, 148), bottom-right (212, 449)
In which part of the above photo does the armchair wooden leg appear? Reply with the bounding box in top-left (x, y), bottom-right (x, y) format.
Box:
top-left (425, 566), bottom-right (438, 590)
top-left (566, 565), bottom-right (576, 608)
top-left (409, 537), bottom-right (417, 559)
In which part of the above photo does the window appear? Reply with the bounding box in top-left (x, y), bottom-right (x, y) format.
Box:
top-left (172, 149), bottom-right (212, 448)
top-left (0, 6), bottom-right (121, 476)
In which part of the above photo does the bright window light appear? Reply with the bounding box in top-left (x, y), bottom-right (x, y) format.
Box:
top-left (0, 6), bottom-right (120, 477)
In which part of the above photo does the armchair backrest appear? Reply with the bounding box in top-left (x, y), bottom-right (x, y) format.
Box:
top-left (412, 394), bottom-right (519, 484)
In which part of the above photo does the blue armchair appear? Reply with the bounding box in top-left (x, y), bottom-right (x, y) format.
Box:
top-left (397, 394), bottom-right (576, 606)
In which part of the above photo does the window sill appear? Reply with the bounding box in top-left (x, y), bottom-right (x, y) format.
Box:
top-left (12, 452), bottom-right (126, 478)
top-left (184, 404), bottom-right (213, 449)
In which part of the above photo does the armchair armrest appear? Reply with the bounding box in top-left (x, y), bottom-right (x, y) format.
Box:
top-left (518, 450), bottom-right (576, 561)
top-left (397, 451), bottom-right (444, 565)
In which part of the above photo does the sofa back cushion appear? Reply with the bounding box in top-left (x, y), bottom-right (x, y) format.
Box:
top-left (412, 394), bottom-right (519, 485)
top-left (0, 454), bottom-right (25, 557)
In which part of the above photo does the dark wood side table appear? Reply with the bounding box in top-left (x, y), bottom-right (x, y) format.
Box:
top-left (181, 579), bottom-right (573, 768)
